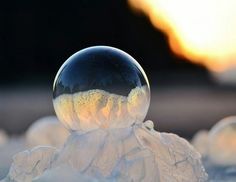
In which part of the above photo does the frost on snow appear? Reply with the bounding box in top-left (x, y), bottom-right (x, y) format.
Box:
top-left (2, 121), bottom-right (207, 182)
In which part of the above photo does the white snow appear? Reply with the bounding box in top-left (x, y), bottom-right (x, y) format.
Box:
top-left (3, 115), bottom-right (236, 181)
top-left (0, 137), bottom-right (27, 180)
top-left (6, 146), bottom-right (57, 182)
top-left (33, 165), bottom-right (110, 182)
top-left (2, 121), bottom-right (207, 182)
top-left (26, 116), bottom-right (69, 148)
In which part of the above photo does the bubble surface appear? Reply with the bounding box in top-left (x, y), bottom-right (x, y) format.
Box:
top-left (53, 46), bottom-right (150, 132)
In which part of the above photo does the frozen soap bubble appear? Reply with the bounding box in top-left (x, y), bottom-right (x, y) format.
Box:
top-left (208, 116), bottom-right (236, 166)
top-left (53, 46), bottom-right (150, 132)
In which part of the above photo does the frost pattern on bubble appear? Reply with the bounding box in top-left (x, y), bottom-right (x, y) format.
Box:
top-left (3, 122), bottom-right (207, 182)
top-left (26, 116), bottom-right (69, 148)
top-left (53, 86), bottom-right (149, 131)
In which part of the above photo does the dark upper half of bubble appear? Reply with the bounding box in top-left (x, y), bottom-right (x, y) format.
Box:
top-left (53, 46), bottom-right (149, 98)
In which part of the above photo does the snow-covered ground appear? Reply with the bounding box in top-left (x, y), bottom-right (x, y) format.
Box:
top-left (0, 116), bottom-right (68, 180)
top-left (0, 117), bottom-right (207, 182)
top-left (1, 116), bottom-right (236, 181)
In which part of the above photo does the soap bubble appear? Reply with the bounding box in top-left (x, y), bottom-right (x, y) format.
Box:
top-left (53, 46), bottom-right (150, 132)
top-left (208, 116), bottom-right (236, 166)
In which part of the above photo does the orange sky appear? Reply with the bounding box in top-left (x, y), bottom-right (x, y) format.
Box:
top-left (128, 0), bottom-right (236, 72)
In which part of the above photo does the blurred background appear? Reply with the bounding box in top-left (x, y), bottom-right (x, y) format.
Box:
top-left (0, 0), bottom-right (236, 137)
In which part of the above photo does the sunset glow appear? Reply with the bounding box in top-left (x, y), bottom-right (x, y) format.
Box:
top-left (128, 0), bottom-right (236, 72)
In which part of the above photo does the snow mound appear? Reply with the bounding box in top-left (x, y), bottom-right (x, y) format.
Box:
top-left (6, 146), bottom-right (57, 182)
top-left (3, 121), bottom-right (207, 182)
top-left (26, 116), bottom-right (69, 148)
top-left (33, 165), bottom-right (110, 182)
